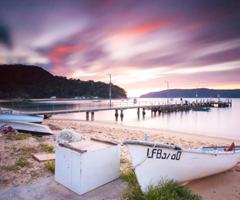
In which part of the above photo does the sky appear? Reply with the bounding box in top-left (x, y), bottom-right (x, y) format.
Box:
top-left (0, 0), bottom-right (240, 97)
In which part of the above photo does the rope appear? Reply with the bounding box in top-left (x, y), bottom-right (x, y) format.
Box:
top-left (123, 140), bottom-right (177, 149)
top-left (133, 142), bottom-right (157, 170)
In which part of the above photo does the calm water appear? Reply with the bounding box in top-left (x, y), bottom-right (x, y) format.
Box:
top-left (49, 98), bottom-right (240, 140)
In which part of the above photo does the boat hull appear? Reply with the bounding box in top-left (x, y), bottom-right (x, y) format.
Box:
top-left (0, 114), bottom-right (43, 123)
top-left (0, 121), bottom-right (52, 135)
top-left (126, 144), bottom-right (240, 193)
top-left (192, 107), bottom-right (210, 112)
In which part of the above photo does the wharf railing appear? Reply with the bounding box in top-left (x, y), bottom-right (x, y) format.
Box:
top-left (0, 101), bottom-right (180, 115)
top-left (0, 98), bottom-right (232, 115)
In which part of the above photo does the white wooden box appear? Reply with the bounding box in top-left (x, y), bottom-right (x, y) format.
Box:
top-left (55, 138), bottom-right (120, 195)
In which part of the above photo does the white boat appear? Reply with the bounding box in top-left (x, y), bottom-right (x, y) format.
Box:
top-left (133, 98), bottom-right (137, 104)
top-left (0, 121), bottom-right (53, 135)
top-left (192, 107), bottom-right (211, 112)
top-left (0, 114), bottom-right (43, 123)
top-left (123, 140), bottom-right (240, 193)
top-left (92, 100), bottom-right (102, 102)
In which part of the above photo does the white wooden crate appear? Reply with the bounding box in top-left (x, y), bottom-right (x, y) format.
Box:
top-left (55, 138), bottom-right (120, 195)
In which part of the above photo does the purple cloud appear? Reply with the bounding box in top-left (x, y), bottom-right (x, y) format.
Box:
top-left (0, 0), bottom-right (240, 96)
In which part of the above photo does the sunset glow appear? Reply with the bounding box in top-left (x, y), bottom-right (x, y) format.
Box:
top-left (0, 0), bottom-right (240, 97)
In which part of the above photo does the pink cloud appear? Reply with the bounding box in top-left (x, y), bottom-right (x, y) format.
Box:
top-left (126, 22), bottom-right (167, 36)
top-left (46, 45), bottom-right (85, 63)
top-left (51, 65), bottom-right (68, 73)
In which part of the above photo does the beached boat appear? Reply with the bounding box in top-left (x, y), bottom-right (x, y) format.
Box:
top-left (123, 140), bottom-right (240, 193)
top-left (192, 107), bottom-right (211, 112)
top-left (0, 121), bottom-right (53, 135)
top-left (133, 98), bottom-right (137, 104)
top-left (92, 100), bottom-right (102, 102)
top-left (0, 114), bottom-right (43, 123)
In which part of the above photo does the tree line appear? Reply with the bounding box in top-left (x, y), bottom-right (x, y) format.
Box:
top-left (0, 64), bottom-right (127, 99)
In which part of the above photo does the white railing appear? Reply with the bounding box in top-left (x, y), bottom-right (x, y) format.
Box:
top-left (0, 99), bottom-right (232, 115)
top-left (0, 101), bottom-right (178, 115)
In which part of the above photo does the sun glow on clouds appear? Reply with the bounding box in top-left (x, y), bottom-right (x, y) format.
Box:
top-left (106, 36), bottom-right (165, 61)
top-left (166, 61), bottom-right (240, 75)
top-left (0, 47), bottom-right (49, 65)
top-left (128, 87), bottom-right (164, 98)
top-left (115, 67), bottom-right (166, 84)
top-left (190, 39), bottom-right (240, 59)
top-left (51, 66), bottom-right (68, 73)
top-left (71, 70), bottom-right (98, 78)
top-left (1, 0), bottom-right (240, 97)
top-left (105, 22), bottom-right (168, 61)
top-left (106, 25), bottom-right (186, 62)
top-left (121, 22), bottom-right (167, 37)
top-left (47, 45), bottom-right (84, 63)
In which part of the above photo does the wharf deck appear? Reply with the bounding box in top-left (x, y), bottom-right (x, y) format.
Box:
top-left (0, 100), bottom-right (232, 120)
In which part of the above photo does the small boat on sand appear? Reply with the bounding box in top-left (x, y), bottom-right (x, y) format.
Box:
top-left (133, 98), bottom-right (137, 104)
top-left (0, 113), bottom-right (43, 123)
top-left (192, 107), bottom-right (211, 112)
top-left (0, 121), bottom-right (53, 135)
top-left (92, 100), bottom-right (102, 102)
top-left (123, 140), bottom-right (240, 193)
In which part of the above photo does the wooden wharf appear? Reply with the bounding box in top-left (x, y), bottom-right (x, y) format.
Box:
top-left (0, 99), bottom-right (232, 121)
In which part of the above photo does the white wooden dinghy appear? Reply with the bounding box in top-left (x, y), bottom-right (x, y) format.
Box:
top-left (0, 121), bottom-right (53, 135)
top-left (123, 140), bottom-right (240, 193)
top-left (0, 114), bottom-right (43, 123)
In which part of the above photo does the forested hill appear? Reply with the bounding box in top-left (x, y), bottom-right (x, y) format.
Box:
top-left (140, 88), bottom-right (240, 98)
top-left (0, 64), bottom-right (127, 99)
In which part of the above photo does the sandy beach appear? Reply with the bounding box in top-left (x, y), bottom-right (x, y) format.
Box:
top-left (1, 119), bottom-right (240, 199)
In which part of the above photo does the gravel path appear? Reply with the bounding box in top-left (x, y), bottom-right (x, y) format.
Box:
top-left (0, 176), bottom-right (126, 200)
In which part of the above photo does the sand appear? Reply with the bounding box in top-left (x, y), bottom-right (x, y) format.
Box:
top-left (1, 119), bottom-right (240, 199)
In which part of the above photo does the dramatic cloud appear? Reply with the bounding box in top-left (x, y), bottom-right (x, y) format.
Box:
top-left (0, 22), bottom-right (12, 49)
top-left (0, 0), bottom-right (240, 96)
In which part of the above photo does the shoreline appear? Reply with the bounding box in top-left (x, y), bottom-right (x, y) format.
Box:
top-left (49, 118), bottom-right (240, 145)
top-left (1, 118), bottom-right (240, 199)
top-left (45, 119), bottom-right (240, 199)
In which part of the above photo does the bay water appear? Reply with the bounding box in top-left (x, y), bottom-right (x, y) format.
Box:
top-left (49, 98), bottom-right (240, 140)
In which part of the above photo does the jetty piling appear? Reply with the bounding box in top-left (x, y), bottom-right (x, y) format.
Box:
top-left (142, 108), bottom-right (146, 118)
top-left (86, 112), bottom-right (89, 121)
top-left (91, 112), bottom-right (94, 121)
top-left (120, 110), bottom-right (124, 119)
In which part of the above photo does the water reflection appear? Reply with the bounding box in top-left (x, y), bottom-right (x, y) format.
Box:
top-left (1, 98), bottom-right (239, 139)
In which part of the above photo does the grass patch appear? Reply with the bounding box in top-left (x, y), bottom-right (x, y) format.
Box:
top-left (2, 165), bottom-right (20, 172)
top-left (39, 143), bottom-right (54, 153)
top-left (20, 146), bottom-right (38, 153)
top-left (12, 146), bottom-right (17, 151)
top-left (121, 170), bottom-right (202, 200)
top-left (45, 161), bottom-right (55, 173)
top-left (145, 180), bottom-right (202, 200)
top-left (16, 158), bottom-right (29, 167)
top-left (6, 133), bottom-right (32, 140)
top-left (32, 135), bottom-right (42, 142)
top-left (121, 170), bottom-right (144, 200)
top-left (19, 143), bottom-right (54, 156)
top-left (6, 135), bottom-right (13, 140)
